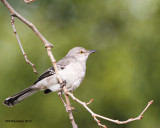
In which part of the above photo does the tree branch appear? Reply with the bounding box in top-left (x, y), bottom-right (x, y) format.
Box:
top-left (65, 94), bottom-right (78, 128)
top-left (2, 0), bottom-right (153, 128)
top-left (1, 0), bottom-right (53, 48)
top-left (11, 16), bottom-right (37, 74)
top-left (24, 0), bottom-right (35, 4)
top-left (47, 47), bottom-right (78, 128)
top-left (1, 0), bottom-right (77, 127)
top-left (67, 92), bottom-right (153, 128)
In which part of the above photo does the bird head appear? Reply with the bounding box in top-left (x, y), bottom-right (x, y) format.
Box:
top-left (66, 47), bottom-right (97, 62)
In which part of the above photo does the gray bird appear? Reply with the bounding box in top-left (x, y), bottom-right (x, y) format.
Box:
top-left (3, 47), bottom-right (97, 107)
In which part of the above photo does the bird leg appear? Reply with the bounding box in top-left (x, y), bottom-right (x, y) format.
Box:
top-left (60, 80), bottom-right (67, 88)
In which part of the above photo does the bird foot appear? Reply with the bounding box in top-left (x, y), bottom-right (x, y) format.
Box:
top-left (60, 80), bottom-right (66, 88)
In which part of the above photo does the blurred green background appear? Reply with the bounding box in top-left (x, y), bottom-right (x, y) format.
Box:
top-left (0, 0), bottom-right (160, 128)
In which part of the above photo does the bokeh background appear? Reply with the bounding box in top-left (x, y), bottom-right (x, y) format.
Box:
top-left (0, 0), bottom-right (160, 128)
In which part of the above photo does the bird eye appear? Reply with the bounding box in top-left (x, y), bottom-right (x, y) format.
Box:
top-left (80, 51), bottom-right (84, 54)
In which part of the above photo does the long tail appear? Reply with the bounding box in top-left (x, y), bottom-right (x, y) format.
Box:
top-left (3, 87), bottom-right (38, 107)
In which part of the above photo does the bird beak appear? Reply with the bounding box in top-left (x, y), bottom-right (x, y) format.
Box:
top-left (89, 50), bottom-right (97, 54)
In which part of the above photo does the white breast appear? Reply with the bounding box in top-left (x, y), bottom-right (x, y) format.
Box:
top-left (59, 62), bottom-right (86, 91)
top-left (34, 61), bottom-right (86, 92)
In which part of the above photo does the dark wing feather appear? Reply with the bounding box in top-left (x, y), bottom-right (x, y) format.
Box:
top-left (34, 67), bottom-right (55, 84)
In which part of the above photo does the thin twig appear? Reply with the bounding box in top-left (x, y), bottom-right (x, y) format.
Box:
top-left (1, 0), bottom-right (53, 48)
top-left (86, 99), bottom-right (94, 105)
top-left (11, 16), bottom-right (37, 74)
top-left (2, 0), bottom-right (77, 127)
top-left (58, 92), bottom-right (67, 108)
top-left (58, 92), bottom-right (76, 112)
top-left (67, 92), bottom-right (153, 128)
top-left (65, 94), bottom-right (78, 128)
top-left (24, 0), bottom-right (35, 4)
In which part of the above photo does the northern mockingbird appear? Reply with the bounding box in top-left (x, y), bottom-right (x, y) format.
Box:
top-left (4, 47), bottom-right (97, 107)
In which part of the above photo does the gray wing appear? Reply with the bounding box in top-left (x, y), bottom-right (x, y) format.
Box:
top-left (34, 58), bottom-right (70, 84)
top-left (34, 67), bottom-right (55, 84)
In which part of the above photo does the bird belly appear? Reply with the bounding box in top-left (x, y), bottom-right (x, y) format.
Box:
top-left (34, 75), bottom-right (58, 90)
top-left (34, 63), bottom-right (85, 92)
top-left (59, 64), bottom-right (85, 91)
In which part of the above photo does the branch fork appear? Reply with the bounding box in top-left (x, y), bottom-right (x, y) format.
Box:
top-left (2, 0), bottom-right (77, 127)
top-left (10, 15), bottom-right (37, 73)
top-left (67, 92), bottom-right (153, 128)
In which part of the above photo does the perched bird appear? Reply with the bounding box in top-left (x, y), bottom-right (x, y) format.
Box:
top-left (3, 47), bottom-right (97, 107)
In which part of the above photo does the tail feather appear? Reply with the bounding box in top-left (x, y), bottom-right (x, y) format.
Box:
top-left (3, 87), bottom-right (38, 107)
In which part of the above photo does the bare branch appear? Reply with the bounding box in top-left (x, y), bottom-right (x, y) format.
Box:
top-left (58, 92), bottom-right (67, 108)
top-left (67, 92), bottom-right (153, 128)
top-left (86, 99), bottom-right (94, 106)
top-left (11, 16), bottom-right (37, 74)
top-left (24, 0), bottom-right (35, 4)
top-left (1, 0), bottom-right (53, 48)
top-left (65, 94), bottom-right (78, 128)
top-left (2, 0), bottom-right (77, 127)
